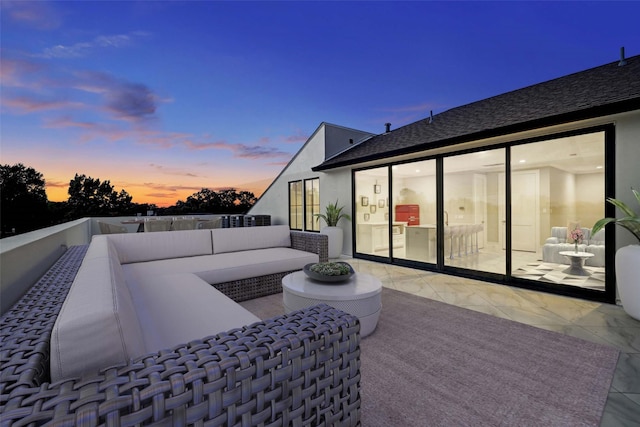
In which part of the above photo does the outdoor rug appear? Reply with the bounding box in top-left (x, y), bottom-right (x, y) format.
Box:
top-left (240, 287), bottom-right (619, 426)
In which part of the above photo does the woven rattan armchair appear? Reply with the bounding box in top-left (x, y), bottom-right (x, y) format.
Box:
top-left (1, 236), bottom-right (360, 426)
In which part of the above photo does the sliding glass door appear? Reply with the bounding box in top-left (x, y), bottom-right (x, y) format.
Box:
top-left (443, 149), bottom-right (506, 274)
top-left (510, 131), bottom-right (607, 292)
top-left (392, 160), bottom-right (437, 264)
top-left (355, 167), bottom-right (390, 257)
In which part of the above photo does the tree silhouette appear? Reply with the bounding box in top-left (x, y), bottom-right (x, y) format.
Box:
top-left (0, 163), bottom-right (49, 236)
top-left (169, 188), bottom-right (257, 214)
top-left (66, 174), bottom-right (134, 219)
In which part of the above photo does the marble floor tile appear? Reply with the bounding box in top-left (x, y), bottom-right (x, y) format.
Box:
top-left (612, 353), bottom-right (640, 393)
top-left (584, 326), bottom-right (640, 354)
top-left (600, 393), bottom-right (640, 427)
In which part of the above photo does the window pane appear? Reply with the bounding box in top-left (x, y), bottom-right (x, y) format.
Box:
top-left (305, 178), bottom-right (320, 231)
top-left (355, 167), bottom-right (390, 257)
top-left (392, 160), bottom-right (437, 263)
top-left (443, 149), bottom-right (505, 274)
top-left (511, 132), bottom-right (606, 291)
top-left (289, 181), bottom-right (302, 230)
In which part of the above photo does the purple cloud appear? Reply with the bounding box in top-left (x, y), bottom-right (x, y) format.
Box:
top-left (2, 97), bottom-right (83, 114)
top-left (148, 164), bottom-right (201, 178)
top-left (284, 130), bottom-right (309, 143)
top-left (105, 82), bottom-right (157, 121)
top-left (184, 139), bottom-right (290, 160)
top-left (36, 32), bottom-right (150, 59)
top-left (2, 1), bottom-right (62, 30)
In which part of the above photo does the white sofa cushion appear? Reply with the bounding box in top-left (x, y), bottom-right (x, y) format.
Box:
top-left (106, 229), bottom-right (213, 264)
top-left (122, 247), bottom-right (319, 285)
top-left (128, 273), bottom-right (260, 353)
top-left (212, 225), bottom-right (290, 254)
top-left (51, 252), bottom-right (146, 382)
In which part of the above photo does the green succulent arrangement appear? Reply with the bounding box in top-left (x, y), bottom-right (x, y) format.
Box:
top-left (314, 200), bottom-right (351, 227)
top-left (310, 262), bottom-right (352, 276)
top-left (592, 188), bottom-right (640, 243)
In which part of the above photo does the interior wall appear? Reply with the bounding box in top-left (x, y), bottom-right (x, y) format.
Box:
top-left (539, 168), bottom-right (551, 245)
top-left (356, 172), bottom-right (388, 224)
top-left (575, 172), bottom-right (605, 229)
top-left (486, 173), bottom-right (499, 243)
top-left (394, 175), bottom-right (437, 224)
top-left (549, 167), bottom-right (576, 227)
top-left (443, 173), bottom-right (475, 224)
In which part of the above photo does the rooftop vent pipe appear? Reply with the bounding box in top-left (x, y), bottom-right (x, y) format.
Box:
top-left (619, 47), bottom-right (627, 67)
top-left (385, 123), bottom-right (391, 133)
top-left (429, 110), bottom-right (434, 124)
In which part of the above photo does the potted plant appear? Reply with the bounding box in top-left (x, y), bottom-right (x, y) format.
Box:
top-left (315, 200), bottom-right (351, 259)
top-left (592, 188), bottom-right (640, 320)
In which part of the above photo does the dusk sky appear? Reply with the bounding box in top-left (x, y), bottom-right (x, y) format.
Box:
top-left (1, 1), bottom-right (638, 207)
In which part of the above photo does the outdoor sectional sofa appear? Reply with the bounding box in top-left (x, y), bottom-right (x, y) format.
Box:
top-left (1, 226), bottom-right (362, 426)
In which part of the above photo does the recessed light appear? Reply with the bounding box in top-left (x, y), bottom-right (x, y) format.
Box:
top-left (596, 165), bottom-right (603, 169)
top-left (415, 169), bottom-right (420, 173)
top-left (519, 160), bottom-right (526, 163)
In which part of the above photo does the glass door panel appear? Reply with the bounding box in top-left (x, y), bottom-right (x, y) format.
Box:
top-left (355, 167), bottom-right (390, 257)
top-left (444, 149), bottom-right (505, 274)
top-left (392, 160), bottom-right (437, 263)
top-left (511, 131), bottom-right (606, 292)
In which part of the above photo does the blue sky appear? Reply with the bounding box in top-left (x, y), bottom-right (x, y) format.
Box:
top-left (1, 1), bottom-right (638, 206)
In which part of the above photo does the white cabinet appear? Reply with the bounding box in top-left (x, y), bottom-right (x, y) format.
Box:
top-left (405, 225), bottom-right (436, 262)
top-left (357, 222), bottom-right (406, 255)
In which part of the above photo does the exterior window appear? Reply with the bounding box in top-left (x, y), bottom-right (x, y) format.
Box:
top-left (289, 181), bottom-right (303, 230)
top-left (305, 178), bottom-right (320, 232)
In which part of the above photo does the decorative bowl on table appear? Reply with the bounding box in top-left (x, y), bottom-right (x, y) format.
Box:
top-left (303, 262), bottom-right (355, 283)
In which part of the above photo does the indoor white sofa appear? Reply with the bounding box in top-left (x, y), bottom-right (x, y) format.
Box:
top-left (542, 226), bottom-right (605, 267)
top-left (51, 225), bottom-right (326, 382)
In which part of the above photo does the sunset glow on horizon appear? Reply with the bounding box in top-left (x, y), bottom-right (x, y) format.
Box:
top-left (2, 1), bottom-right (638, 207)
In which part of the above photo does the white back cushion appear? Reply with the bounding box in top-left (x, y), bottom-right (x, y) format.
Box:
top-left (212, 225), bottom-right (291, 254)
top-left (106, 229), bottom-right (213, 264)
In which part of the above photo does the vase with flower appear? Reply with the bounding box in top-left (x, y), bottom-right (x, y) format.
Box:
top-left (569, 227), bottom-right (584, 253)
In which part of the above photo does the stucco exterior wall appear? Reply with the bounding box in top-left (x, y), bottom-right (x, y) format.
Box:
top-left (615, 113), bottom-right (640, 250)
top-left (249, 123), bottom-right (372, 257)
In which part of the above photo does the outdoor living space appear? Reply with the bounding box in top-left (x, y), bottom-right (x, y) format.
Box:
top-left (244, 257), bottom-right (639, 426)
top-left (1, 220), bottom-right (638, 426)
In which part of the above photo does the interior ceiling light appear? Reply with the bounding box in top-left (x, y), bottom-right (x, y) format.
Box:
top-left (519, 160), bottom-right (526, 163)
top-left (596, 165), bottom-right (603, 169)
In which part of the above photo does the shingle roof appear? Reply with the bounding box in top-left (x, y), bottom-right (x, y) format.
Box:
top-left (313, 54), bottom-right (640, 171)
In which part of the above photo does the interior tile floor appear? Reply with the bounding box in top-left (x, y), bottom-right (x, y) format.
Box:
top-left (342, 258), bottom-right (640, 427)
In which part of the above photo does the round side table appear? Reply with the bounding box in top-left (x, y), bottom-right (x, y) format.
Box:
top-left (281, 271), bottom-right (382, 337)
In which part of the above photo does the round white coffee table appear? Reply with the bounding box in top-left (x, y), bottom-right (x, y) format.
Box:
top-left (282, 271), bottom-right (382, 337)
top-left (559, 251), bottom-right (595, 276)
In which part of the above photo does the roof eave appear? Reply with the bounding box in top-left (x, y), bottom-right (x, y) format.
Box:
top-left (312, 97), bottom-right (640, 172)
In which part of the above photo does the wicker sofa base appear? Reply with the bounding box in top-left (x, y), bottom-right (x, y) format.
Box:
top-left (1, 233), bottom-right (361, 426)
top-left (208, 230), bottom-right (329, 302)
top-left (214, 270), bottom-right (298, 302)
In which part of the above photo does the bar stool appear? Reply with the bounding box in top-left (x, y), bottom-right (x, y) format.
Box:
top-left (444, 226), bottom-right (453, 259)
